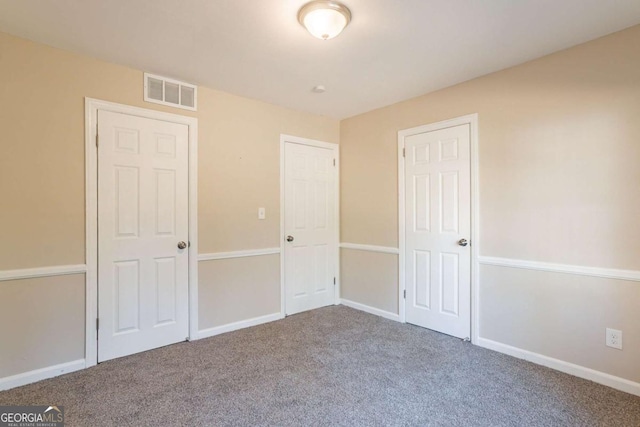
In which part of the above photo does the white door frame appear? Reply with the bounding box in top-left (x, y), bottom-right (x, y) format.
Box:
top-left (84, 98), bottom-right (199, 367)
top-left (280, 134), bottom-right (340, 317)
top-left (398, 114), bottom-right (480, 343)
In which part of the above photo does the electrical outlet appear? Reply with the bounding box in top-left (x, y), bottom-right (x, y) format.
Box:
top-left (258, 207), bottom-right (266, 220)
top-left (606, 328), bottom-right (622, 350)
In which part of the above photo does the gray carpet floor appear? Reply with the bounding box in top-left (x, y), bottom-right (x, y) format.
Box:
top-left (1, 306), bottom-right (639, 426)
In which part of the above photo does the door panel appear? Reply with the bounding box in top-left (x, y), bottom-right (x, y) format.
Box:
top-left (405, 124), bottom-right (471, 339)
top-left (155, 257), bottom-right (177, 325)
top-left (440, 252), bottom-right (459, 316)
top-left (114, 260), bottom-right (139, 333)
top-left (414, 250), bottom-right (430, 309)
top-left (284, 141), bottom-right (337, 315)
top-left (98, 110), bottom-right (189, 362)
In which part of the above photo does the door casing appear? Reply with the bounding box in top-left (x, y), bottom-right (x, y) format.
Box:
top-left (398, 114), bottom-right (480, 343)
top-left (280, 134), bottom-right (340, 317)
top-left (85, 98), bottom-right (199, 367)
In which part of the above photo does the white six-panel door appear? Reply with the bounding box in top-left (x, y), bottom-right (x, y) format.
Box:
top-left (404, 124), bottom-right (471, 339)
top-left (283, 141), bottom-right (337, 315)
top-left (98, 110), bottom-right (190, 362)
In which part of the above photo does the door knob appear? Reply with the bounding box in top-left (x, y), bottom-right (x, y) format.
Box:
top-left (286, 236), bottom-right (294, 242)
top-left (177, 241), bottom-right (187, 250)
top-left (458, 239), bottom-right (468, 247)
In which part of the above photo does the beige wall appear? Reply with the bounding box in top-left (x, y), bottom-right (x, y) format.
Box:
top-left (197, 86), bottom-right (339, 255)
top-left (198, 255), bottom-right (281, 329)
top-left (340, 25), bottom-right (640, 382)
top-left (0, 32), bottom-right (339, 269)
top-left (481, 265), bottom-right (640, 383)
top-left (2, 23), bottom-right (639, 387)
top-left (0, 31), bottom-right (339, 378)
top-left (340, 249), bottom-right (398, 314)
top-left (0, 275), bottom-right (85, 378)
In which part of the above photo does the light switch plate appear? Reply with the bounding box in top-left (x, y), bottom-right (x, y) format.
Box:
top-left (258, 207), bottom-right (266, 220)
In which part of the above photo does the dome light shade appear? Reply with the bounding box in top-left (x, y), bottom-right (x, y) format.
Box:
top-left (298, 1), bottom-right (351, 40)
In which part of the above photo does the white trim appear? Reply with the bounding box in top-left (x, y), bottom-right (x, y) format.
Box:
top-left (477, 337), bottom-right (640, 397)
top-left (84, 98), bottom-right (199, 366)
top-left (280, 135), bottom-right (341, 317)
top-left (0, 359), bottom-right (85, 392)
top-left (280, 139), bottom-right (286, 318)
top-left (478, 256), bottom-right (640, 282)
top-left (198, 248), bottom-right (281, 262)
top-left (0, 264), bottom-right (87, 282)
top-left (340, 299), bottom-right (400, 322)
top-left (470, 115), bottom-right (481, 345)
top-left (398, 135), bottom-right (406, 324)
top-left (280, 139), bottom-right (286, 317)
top-left (339, 243), bottom-right (399, 255)
top-left (397, 113), bottom-right (480, 345)
top-left (187, 109), bottom-right (200, 342)
top-left (198, 312), bottom-right (283, 339)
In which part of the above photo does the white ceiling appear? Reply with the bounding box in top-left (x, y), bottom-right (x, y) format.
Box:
top-left (1, 1), bottom-right (639, 119)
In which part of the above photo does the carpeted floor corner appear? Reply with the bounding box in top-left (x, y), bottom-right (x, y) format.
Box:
top-left (1, 306), bottom-right (639, 426)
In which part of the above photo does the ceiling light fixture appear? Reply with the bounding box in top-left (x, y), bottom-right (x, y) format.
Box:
top-left (298, 1), bottom-right (352, 40)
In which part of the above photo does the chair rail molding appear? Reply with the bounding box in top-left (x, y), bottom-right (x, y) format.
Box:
top-left (198, 248), bottom-right (281, 262)
top-left (339, 243), bottom-right (399, 255)
top-left (0, 264), bottom-right (87, 282)
top-left (478, 256), bottom-right (640, 282)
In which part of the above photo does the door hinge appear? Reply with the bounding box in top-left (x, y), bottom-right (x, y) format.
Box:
top-left (333, 158), bottom-right (336, 167)
top-left (96, 133), bottom-right (99, 147)
top-left (333, 277), bottom-right (336, 285)
top-left (402, 148), bottom-right (405, 157)
top-left (403, 289), bottom-right (406, 299)
top-left (96, 318), bottom-right (99, 331)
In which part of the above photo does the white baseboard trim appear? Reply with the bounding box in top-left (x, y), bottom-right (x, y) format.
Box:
top-left (478, 256), bottom-right (640, 282)
top-left (340, 299), bottom-right (400, 322)
top-left (0, 264), bottom-right (87, 282)
top-left (0, 359), bottom-right (86, 391)
top-left (477, 337), bottom-right (640, 397)
top-left (198, 312), bottom-right (283, 339)
top-left (198, 248), bottom-right (280, 262)
top-left (340, 243), bottom-right (399, 255)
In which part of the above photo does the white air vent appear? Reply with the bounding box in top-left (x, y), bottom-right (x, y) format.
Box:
top-left (144, 73), bottom-right (197, 111)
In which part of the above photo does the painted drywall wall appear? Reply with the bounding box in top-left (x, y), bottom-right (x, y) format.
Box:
top-left (480, 265), bottom-right (640, 383)
top-left (340, 25), bottom-right (640, 382)
top-left (0, 275), bottom-right (85, 378)
top-left (340, 249), bottom-right (398, 314)
top-left (198, 255), bottom-right (281, 330)
top-left (0, 31), bottom-right (339, 378)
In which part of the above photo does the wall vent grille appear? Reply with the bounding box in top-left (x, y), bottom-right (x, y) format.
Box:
top-left (144, 73), bottom-right (197, 111)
